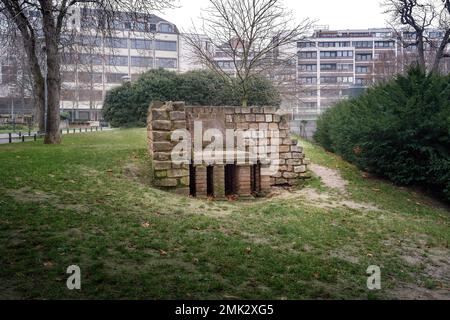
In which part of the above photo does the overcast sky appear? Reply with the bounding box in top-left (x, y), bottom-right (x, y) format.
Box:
top-left (159, 0), bottom-right (388, 32)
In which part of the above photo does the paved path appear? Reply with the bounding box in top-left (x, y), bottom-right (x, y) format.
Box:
top-left (0, 128), bottom-right (113, 145)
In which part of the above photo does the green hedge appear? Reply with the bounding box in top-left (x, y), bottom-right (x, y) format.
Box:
top-left (314, 67), bottom-right (450, 201)
top-left (103, 69), bottom-right (281, 127)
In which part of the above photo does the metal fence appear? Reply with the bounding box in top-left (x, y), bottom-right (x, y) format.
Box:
top-left (0, 126), bottom-right (107, 145)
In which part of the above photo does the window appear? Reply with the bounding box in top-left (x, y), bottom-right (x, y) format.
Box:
top-left (105, 37), bottom-right (128, 49)
top-left (131, 39), bottom-right (153, 50)
top-left (320, 51), bottom-right (337, 58)
top-left (356, 53), bottom-right (372, 61)
top-left (106, 73), bottom-right (128, 83)
top-left (318, 42), bottom-right (350, 47)
top-left (61, 90), bottom-right (75, 100)
top-left (320, 51), bottom-right (353, 58)
top-left (353, 41), bottom-right (373, 48)
top-left (337, 63), bottom-right (353, 71)
top-left (159, 23), bottom-right (174, 33)
top-left (1, 65), bottom-right (17, 84)
top-left (321, 89), bottom-right (341, 97)
top-left (78, 89), bottom-right (103, 101)
top-left (356, 66), bottom-right (369, 74)
top-left (375, 41), bottom-right (395, 48)
top-left (78, 72), bottom-right (102, 84)
top-left (112, 20), bottom-right (125, 30)
top-left (131, 56), bottom-right (153, 67)
top-left (78, 111), bottom-right (90, 120)
top-left (320, 76), bottom-right (337, 84)
top-left (299, 51), bottom-right (317, 59)
top-left (337, 76), bottom-right (353, 83)
top-left (299, 64), bottom-right (317, 71)
top-left (298, 41), bottom-right (316, 48)
top-left (299, 77), bottom-right (317, 84)
top-left (337, 51), bottom-right (353, 57)
top-left (107, 55), bottom-right (128, 66)
top-left (80, 36), bottom-right (102, 47)
top-left (428, 31), bottom-right (443, 38)
top-left (356, 78), bottom-right (370, 86)
top-left (80, 54), bottom-right (103, 65)
top-left (155, 40), bottom-right (177, 51)
top-left (301, 102), bottom-right (317, 108)
top-left (216, 61), bottom-right (234, 69)
top-left (301, 89), bottom-right (317, 97)
top-left (156, 58), bottom-right (177, 68)
top-left (133, 21), bottom-right (147, 32)
top-left (320, 63), bottom-right (337, 71)
top-left (62, 71), bottom-right (76, 82)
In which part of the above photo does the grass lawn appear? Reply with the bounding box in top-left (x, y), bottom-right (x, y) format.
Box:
top-left (0, 128), bottom-right (449, 300)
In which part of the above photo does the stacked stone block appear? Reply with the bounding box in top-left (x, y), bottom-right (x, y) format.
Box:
top-left (212, 106), bottom-right (310, 186)
top-left (148, 101), bottom-right (190, 195)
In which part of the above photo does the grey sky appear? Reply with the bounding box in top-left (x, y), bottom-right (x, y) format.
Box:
top-left (159, 0), bottom-right (388, 32)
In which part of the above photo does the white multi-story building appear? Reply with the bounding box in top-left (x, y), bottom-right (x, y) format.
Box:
top-left (60, 8), bottom-right (181, 122)
top-left (292, 27), bottom-right (450, 137)
top-left (0, 8), bottom-right (184, 123)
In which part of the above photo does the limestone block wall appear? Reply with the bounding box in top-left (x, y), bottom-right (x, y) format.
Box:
top-left (148, 101), bottom-right (310, 195)
top-left (147, 101), bottom-right (190, 195)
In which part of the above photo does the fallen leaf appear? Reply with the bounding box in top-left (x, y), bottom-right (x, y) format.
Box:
top-left (159, 250), bottom-right (168, 256)
top-left (141, 222), bottom-right (152, 228)
top-left (43, 261), bottom-right (54, 268)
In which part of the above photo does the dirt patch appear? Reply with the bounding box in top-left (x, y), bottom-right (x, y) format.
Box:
top-left (390, 283), bottom-right (450, 300)
top-left (329, 246), bottom-right (360, 264)
top-left (122, 161), bottom-right (151, 185)
top-left (309, 164), bottom-right (348, 192)
top-left (271, 187), bottom-right (384, 213)
top-left (385, 236), bottom-right (450, 299)
top-left (5, 188), bottom-right (90, 214)
top-left (6, 188), bottom-right (57, 204)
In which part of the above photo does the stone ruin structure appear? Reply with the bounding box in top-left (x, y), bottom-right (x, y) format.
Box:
top-left (148, 101), bottom-right (310, 199)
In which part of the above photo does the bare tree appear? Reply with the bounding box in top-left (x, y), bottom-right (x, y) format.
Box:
top-left (184, 0), bottom-right (312, 107)
top-left (383, 0), bottom-right (450, 73)
top-left (0, 0), bottom-right (175, 144)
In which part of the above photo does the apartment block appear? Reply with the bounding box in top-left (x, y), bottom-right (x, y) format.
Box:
top-left (292, 27), bottom-right (450, 138)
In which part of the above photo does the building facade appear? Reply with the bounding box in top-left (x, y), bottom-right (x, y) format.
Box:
top-left (60, 8), bottom-right (181, 122)
top-left (292, 27), bottom-right (450, 138)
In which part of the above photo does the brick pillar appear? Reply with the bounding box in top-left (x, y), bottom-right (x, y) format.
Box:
top-left (236, 165), bottom-right (252, 198)
top-left (213, 165), bottom-right (226, 200)
top-left (195, 166), bottom-right (207, 198)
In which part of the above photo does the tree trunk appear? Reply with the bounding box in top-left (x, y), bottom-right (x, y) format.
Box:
top-left (241, 96), bottom-right (249, 107)
top-left (41, 0), bottom-right (62, 144)
top-left (417, 32), bottom-right (427, 72)
top-left (431, 30), bottom-right (450, 74)
top-left (241, 81), bottom-right (250, 107)
top-left (34, 79), bottom-right (46, 133)
top-left (44, 60), bottom-right (61, 144)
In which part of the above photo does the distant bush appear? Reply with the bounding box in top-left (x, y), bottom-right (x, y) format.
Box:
top-left (314, 67), bottom-right (450, 201)
top-left (103, 69), bottom-right (281, 127)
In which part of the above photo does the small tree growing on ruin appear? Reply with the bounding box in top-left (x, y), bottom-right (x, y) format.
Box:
top-left (184, 0), bottom-right (312, 107)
